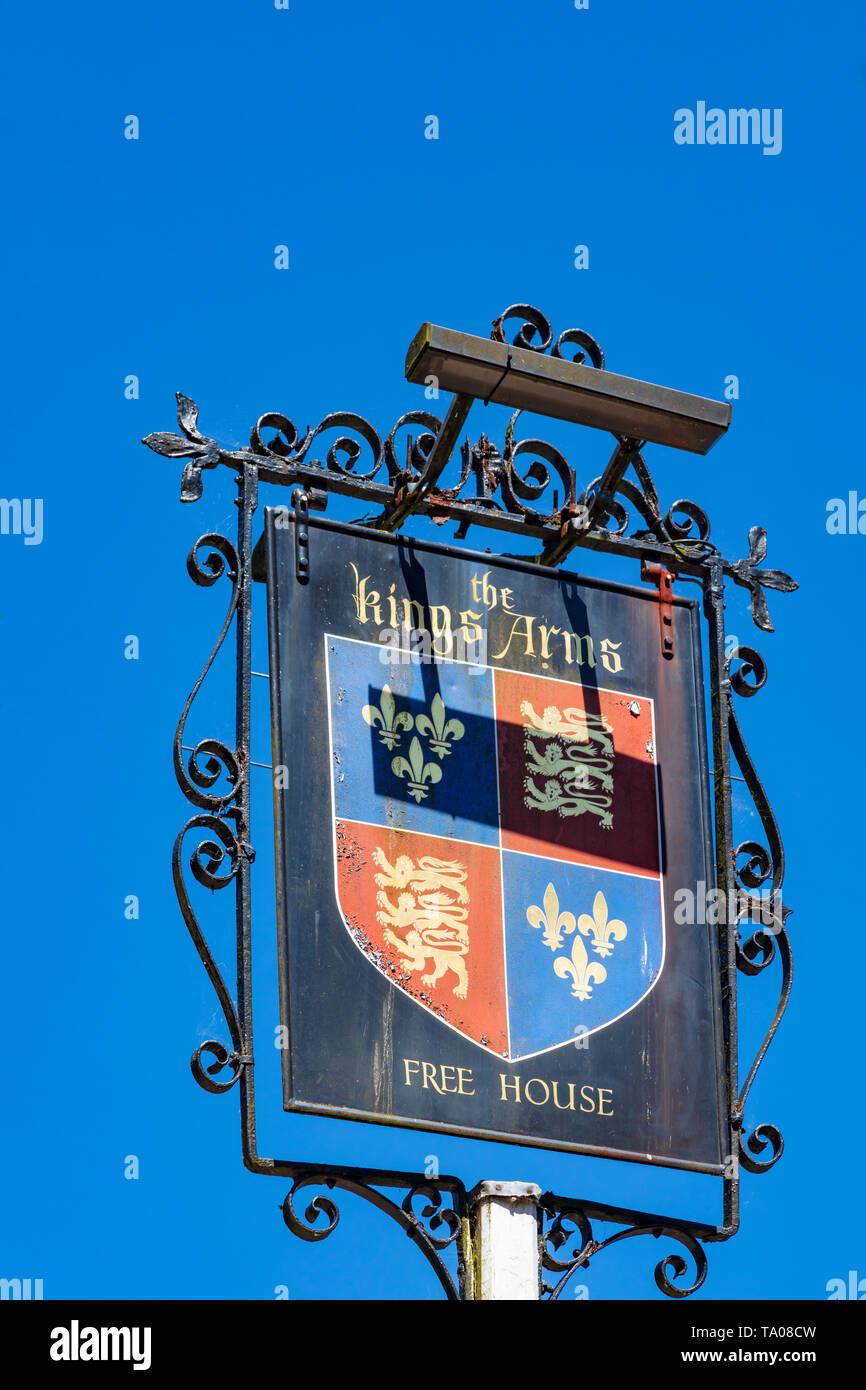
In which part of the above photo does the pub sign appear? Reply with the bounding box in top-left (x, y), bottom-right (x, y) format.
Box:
top-left (264, 509), bottom-right (727, 1173)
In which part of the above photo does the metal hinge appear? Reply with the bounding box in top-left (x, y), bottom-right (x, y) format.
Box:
top-left (640, 559), bottom-right (675, 660)
top-left (290, 486), bottom-right (328, 582)
top-left (292, 487), bottom-right (310, 583)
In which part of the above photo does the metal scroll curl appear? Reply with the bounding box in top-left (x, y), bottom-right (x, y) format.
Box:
top-left (490, 303), bottom-right (604, 369)
top-left (300, 412), bottom-right (385, 481)
top-left (173, 534), bottom-right (242, 810)
top-left (172, 812), bottom-right (246, 1094)
top-left (250, 408), bottom-right (387, 482)
top-left (384, 410), bottom-right (443, 485)
top-left (541, 1206), bottom-right (708, 1301)
top-left (281, 1171), bottom-right (465, 1300)
top-left (170, 527), bottom-right (249, 1097)
top-left (725, 646), bottom-right (792, 1175)
top-left (492, 303), bottom-right (553, 352)
top-left (501, 427), bottom-right (576, 525)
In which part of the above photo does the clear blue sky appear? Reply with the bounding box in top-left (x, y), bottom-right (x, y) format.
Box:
top-left (3, 0), bottom-right (863, 1300)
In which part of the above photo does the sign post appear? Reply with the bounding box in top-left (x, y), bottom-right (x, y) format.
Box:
top-left (147, 302), bottom-right (795, 1299)
top-left (470, 1183), bottom-right (542, 1301)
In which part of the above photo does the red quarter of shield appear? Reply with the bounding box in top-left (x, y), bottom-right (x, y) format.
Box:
top-left (494, 669), bottom-right (660, 878)
top-left (335, 819), bottom-right (509, 1055)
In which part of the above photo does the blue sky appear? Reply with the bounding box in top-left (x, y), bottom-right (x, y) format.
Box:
top-left (2, 0), bottom-right (864, 1300)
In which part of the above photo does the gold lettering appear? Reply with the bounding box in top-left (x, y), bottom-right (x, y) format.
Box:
top-left (481, 571), bottom-right (498, 611)
top-left (501, 587), bottom-right (516, 612)
top-left (499, 1072), bottom-right (521, 1103)
top-left (404, 1058), bottom-right (475, 1095)
top-left (600, 638), bottom-right (622, 674)
top-left (579, 1084), bottom-right (596, 1113)
top-left (524, 1078), bottom-right (550, 1106)
top-left (430, 604), bottom-right (453, 657)
top-left (421, 1061), bottom-right (443, 1094)
top-left (457, 1067), bottom-right (475, 1096)
top-left (349, 564), bottom-right (383, 625)
top-left (458, 609), bottom-right (483, 646)
top-left (538, 623), bottom-right (562, 660)
top-left (401, 598), bottom-right (425, 632)
top-left (598, 1087), bottom-right (614, 1116)
top-left (550, 1081), bottom-right (576, 1111)
top-left (470, 572), bottom-right (483, 604)
top-left (561, 632), bottom-right (595, 668)
top-left (491, 614), bottom-right (536, 661)
top-left (386, 584), bottom-right (399, 629)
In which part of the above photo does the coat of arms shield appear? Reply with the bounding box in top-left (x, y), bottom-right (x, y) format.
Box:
top-left (327, 634), bottom-right (664, 1063)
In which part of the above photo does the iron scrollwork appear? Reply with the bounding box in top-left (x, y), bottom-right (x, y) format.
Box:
top-left (170, 527), bottom-right (250, 1096)
top-left (145, 301), bottom-right (796, 1298)
top-left (280, 1168), bottom-right (467, 1300)
top-left (540, 1202), bottom-right (709, 1300)
top-left (725, 645), bottom-right (793, 1176)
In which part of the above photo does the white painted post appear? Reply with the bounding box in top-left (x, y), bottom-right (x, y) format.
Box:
top-left (469, 1181), bottom-right (542, 1300)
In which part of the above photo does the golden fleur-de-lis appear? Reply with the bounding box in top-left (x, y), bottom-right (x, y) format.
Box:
top-left (391, 735), bottom-right (443, 803)
top-left (526, 881), bottom-right (576, 951)
top-left (578, 890), bottom-right (627, 958)
top-left (415, 693), bottom-right (465, 759)
top-left (553, 933), bottom-right (608, 1000)
top-left (362, 685), bottom-right (414, 751)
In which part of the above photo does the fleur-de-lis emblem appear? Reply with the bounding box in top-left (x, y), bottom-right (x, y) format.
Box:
top-left (526, 882), bottom-right (576, 951)
top-left (527, 883), bottom-right (628, 1002)
top-left (362, 685), bottom-right (414, 751)
top-left (391, 736), bottom-right (443, 803)
top-left (553, 934), bottom-right (608, 1001)
top-left (415, 693), bottom-right (465, 758)
top-left (578, 891), bottom-right (627, 958)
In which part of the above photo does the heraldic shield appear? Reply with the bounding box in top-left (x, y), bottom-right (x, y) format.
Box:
top-left (327, 634), bottom-right (665, 1063)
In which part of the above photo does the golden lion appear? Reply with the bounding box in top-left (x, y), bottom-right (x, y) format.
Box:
top-left (373, 848), bottom-right (470, 998)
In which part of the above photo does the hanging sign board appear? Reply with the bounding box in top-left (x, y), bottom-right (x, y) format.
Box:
top-left (262, 509), bottom-right (727, 1172)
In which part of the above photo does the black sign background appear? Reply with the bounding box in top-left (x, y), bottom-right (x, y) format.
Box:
top-left (263, 509), bottom-right (727, 1172)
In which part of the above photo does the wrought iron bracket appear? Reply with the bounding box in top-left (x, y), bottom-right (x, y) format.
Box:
top-left (146, 303), bottom-right (796, 1299)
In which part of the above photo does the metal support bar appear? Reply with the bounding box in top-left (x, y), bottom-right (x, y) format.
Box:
top-left (585, 437), bottom-right (643, 528)
top-left (376, 392), bottom-right (473, 533)
top-left (538, 438), bottom-right (640, 568)
top-left (405, 322), bottom-right (731, 452)
top-left (235, 463), bottom-right (259, 1167)
top-left (468, 1181), bottom-right (542, 1300)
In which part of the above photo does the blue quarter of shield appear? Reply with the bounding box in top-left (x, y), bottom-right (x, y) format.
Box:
top-left (502, 854), bottom-right (664, 1059)
top-left (326, 635), bottom-right (500, 845)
